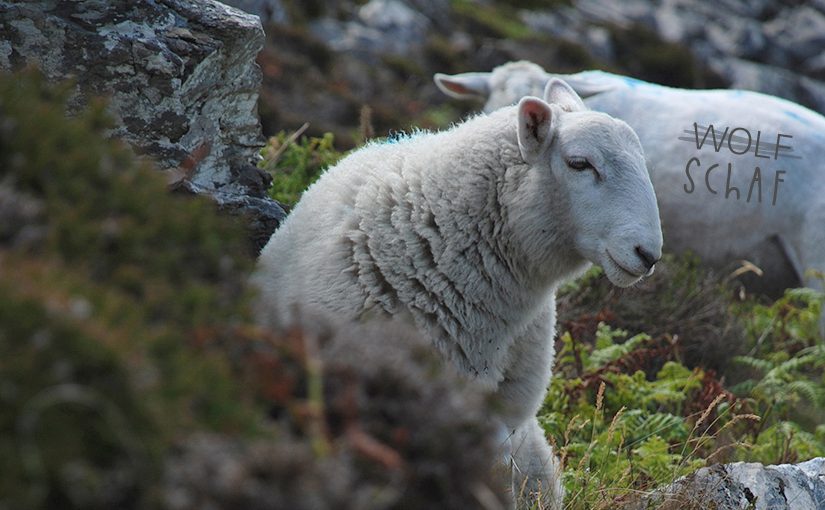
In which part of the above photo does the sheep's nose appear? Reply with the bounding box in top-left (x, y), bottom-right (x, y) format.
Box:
top-left (635, 245), bottom-right (660, 270)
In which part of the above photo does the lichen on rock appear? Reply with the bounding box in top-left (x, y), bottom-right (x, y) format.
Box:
top-left (0, 0), bottom-right (268, 196)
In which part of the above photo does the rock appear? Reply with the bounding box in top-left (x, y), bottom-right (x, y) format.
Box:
top-left (309, 18), bottom-right (387, 57)
top-left (623, 458), bottom-right (825, 510)
top-left (360, 0), bottom-right (430, 41)
top-left (220, 0), bottom-right (289, 25)
top-left (0, 0), bottom-right (268, 197)
top-left (763, 6), bottom-right (825, 64)
top-left (712, 57), bottom-right (825, 114)
top-left (309, 0), bottom-right (430, 57)
top-left (172, 179), bottom-right (286, 255)
top-left (512, 0), bottom-right (825, 115)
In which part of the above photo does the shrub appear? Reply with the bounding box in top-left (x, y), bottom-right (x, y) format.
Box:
top-left (545, 268), bottom-right (824, 508)
top-left (557, 254), bottom-right (744, 372)
top-left (0, 69), bottom-right (504, 509)
top-left (260, 130), bottom-right (343, 208)
top-left (0, 69), bottom-right (264, 510)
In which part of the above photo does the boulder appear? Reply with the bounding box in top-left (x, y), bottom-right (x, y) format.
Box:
top-left (220, 0), bottom-right (289, 25)
top-left (763, 6), bottom-right (825, 64)
top-left (624, 458), bottom-right (825, 510)
top-left (712, 57), bottom-right (825, 115)
top-left (515, 0), bottom-right (825, 115)
top-left (309, 0), bottom-right (431, 57)
top-left (173, 179), bottom-right (286, 255)
top-left (0, 0), bottom-right (285, 250)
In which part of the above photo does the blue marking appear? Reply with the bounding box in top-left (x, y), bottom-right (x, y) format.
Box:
top-left (381, 129), bottom-right (430, 145)
top-left (784, 109), bottom-right (810, 126)
top-left (385, 130), bottom-right (410, 144)
top-left (622, 76), bottom-right (643, 88)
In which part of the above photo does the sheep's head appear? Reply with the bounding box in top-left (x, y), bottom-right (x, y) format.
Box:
top-left (435, 61), bottom-right (548, 113)
top-left (510, 79), bottom-right (662, 288)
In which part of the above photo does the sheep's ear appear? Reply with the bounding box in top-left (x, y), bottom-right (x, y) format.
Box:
top-left (517, 97), bottom-right (554, 162)
top-left (543, 78), bottom-right (586, 112)
top-left (434, 72), bottom-right (491, 100)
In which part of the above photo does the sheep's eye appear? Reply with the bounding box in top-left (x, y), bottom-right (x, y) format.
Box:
top-left (567, 158), bottom-right (593, 171)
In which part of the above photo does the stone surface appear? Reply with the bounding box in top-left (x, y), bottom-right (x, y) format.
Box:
top-left (0, 0), bottom-right (268, 196)
top-left (309, 0), bottom-right (431, 57)
top-left (624, 458), bottom-right (825, 510)
top-left (173, 179), bottom-right (286, 255)
top-left (519, 0), bottom-right (825, 115)
top-left (220, 0), bottom-right (288, 25)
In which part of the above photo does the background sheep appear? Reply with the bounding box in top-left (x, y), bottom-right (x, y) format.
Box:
top-left (435, 61), bottom-right (825, 302)
top-left (253, 79), bottom-right (663, 507)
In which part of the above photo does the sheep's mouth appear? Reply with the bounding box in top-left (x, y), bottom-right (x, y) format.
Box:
top-left (605, 250), bottom-right (644, 279)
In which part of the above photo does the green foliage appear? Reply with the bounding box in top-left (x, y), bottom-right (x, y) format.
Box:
top-left (451, 0), bottom-right (535, 39)
top-left (730, 287), bottom-right (825, 463)
top-left (740, 287), bottom-right (824, 353)
top-left (746, 421), bottom-right (825, 465)
top-left (0, 69), bottom-right (268, 509)
top-left (545, 273), bottom-right (825, 508)
top-left (557, 253), bottom-right (744, 372)
top-left (260, 131), bottom-right (344, 207)
top-left (540, 326), bottom-right (711, 509)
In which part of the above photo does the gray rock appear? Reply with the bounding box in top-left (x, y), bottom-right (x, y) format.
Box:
top-left (763, 6), bottom-right (825, 63)
top-left (309, 18), bottom-right (387, 57)
top-left (712, 56), bottom-right (825, 114)
top-left (623, 458), bottom-right (825, 510)
top-left (172, 179), bottom-right (286, 255)
top-left (520, 0), bottom-right (825, 115)
top-left (220, 0), bottom-right (289, 24)
top-left (359, 0), bottom-right (430, 37)
top-left (0, 0), bottom-right (268, 197)
top-left (309, 0), bottom-right (430, 57)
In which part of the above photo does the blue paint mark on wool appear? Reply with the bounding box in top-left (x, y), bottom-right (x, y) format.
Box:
top-left (784, 109), bottom-right (810, 126)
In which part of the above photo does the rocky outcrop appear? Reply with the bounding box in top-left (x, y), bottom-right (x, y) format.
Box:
top-left (521, 0), bottom-right (825, 114)
top-left (0, 0), bottom-right (286, 249)
top-left (220, 0), bottom-right (289, 25)
top-left (173, 180), bottom-right (285, 254)
top-left (0, 0), bottom-right (267, 194)
top-left (624, 458), bottom-right (825, 510)
top-left (310, 0), bottom-right (433, 58)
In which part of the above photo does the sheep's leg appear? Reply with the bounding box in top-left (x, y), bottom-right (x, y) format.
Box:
top-left (493, 300), bottom-right (563, 508)
top-left (510, 417), bottom-right (563, 509)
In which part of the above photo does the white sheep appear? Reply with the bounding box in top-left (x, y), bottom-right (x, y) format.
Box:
top-left (435, 61), bottom-right (825, 302)
top-left (253, 79), bottom-right (663, 507)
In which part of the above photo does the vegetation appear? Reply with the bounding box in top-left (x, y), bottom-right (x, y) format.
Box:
top-left (605, 23), bottom-right (727, 89)
top-left (0, 69), bottom-right (269, 509)
top-left (260, 129), bottom-right (344, 207)
top-left (0, 70), bottom-right (504, 510)
top-left (543, 261), bottom-right (825, 508)
top-left (451, 0), bottom-right (536, 39)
